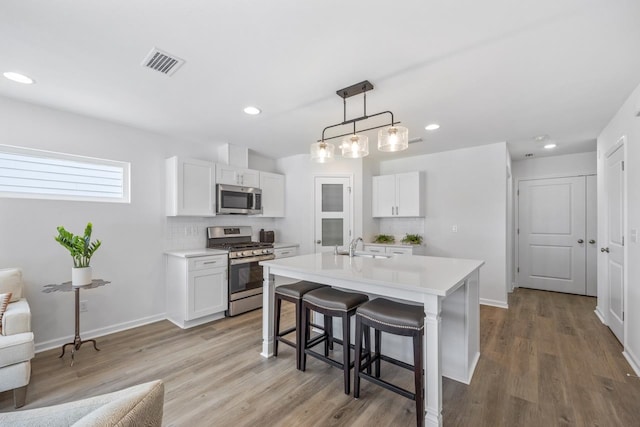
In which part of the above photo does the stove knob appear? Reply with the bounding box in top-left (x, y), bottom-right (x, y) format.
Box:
top-left (262, 249), bottom-right (269, 254)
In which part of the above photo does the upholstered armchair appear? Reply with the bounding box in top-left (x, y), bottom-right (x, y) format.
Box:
top-left (0, 380), bottom-right (164, 426)
top-left (0, 268), bottom-right (35, 408)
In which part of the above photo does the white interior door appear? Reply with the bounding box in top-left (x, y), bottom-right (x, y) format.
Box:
top-left (605, 145), bottom-right (625, 342)
top-left (586, 175), bottom-right (598, 296)
top-left (314, 177), bottom-right (352, 253)
top-left (518, 177), bottom-right (587, 294)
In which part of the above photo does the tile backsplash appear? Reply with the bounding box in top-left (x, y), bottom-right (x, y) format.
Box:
top-left (165, 216), bottom-right (278, 251)
top-left (377, 218), bottom-right (425, 243)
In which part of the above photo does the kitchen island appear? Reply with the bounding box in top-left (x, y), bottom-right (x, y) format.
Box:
top-left (260, 252), bottom-right (484, 427)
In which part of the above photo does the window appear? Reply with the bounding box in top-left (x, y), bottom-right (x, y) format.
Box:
top-left (0, 145), bottom-right (130, 203)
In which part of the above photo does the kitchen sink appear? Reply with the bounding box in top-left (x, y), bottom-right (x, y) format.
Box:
top-left (336, 250), bottom-right (392, 259)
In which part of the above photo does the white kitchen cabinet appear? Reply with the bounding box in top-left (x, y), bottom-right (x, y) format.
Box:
top-left (166, 157), bottom-right (216, 216)
top-left (259, 171), bottom-right (285, 217)
top-left (363, 244), bottom-right (422, 255)
top-left (216, 164), bottom-right (260, 187)
top-left (274, 245), bottom-right (298, 259)
top-left (372, 171), bottom-right (424, 217)
top-left (166, 253), bottom-right (228, 329)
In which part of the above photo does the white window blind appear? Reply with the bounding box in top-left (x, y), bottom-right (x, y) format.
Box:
top-left (0, 145), bottom-right (130, 203)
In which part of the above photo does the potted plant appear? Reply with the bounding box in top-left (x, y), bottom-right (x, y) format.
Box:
top-left (55, 222), bottom-right (101, 287)
top-left (373, 234), bottom-right (395, 244)
top-left (401, 233), bottom-right (423, 245)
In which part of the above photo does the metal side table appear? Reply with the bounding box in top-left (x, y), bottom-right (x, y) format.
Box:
top-left (43, 279), bottom-right (110, 366)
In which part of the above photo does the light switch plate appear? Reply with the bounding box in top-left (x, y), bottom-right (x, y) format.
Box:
top-left (631, 229), bottom-right (638, 243)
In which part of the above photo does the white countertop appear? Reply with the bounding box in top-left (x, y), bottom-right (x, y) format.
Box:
top-left (165, 248), bottom-right (228, 258)
top-left (261, 252), bottom-right (484, 297)
top-left (273, 242), bottom-right (300, 249)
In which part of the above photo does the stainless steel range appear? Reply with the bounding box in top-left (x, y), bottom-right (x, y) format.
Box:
top-left (206, 226), bottom-right (274, 316)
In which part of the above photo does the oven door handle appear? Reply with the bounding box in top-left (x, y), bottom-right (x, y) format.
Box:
top-left (229, 254), bottom-right (275, 265)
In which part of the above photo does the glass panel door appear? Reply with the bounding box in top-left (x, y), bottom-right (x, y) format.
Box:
top-left (314, 176), bottom-right (352, 253)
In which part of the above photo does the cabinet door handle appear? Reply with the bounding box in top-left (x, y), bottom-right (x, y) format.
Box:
top-left (391, 206), bottom-right (394, 215)
top-left (281, 251), bottom-right (290, 255)
top-left (203, 261), bottom-right (218, 264)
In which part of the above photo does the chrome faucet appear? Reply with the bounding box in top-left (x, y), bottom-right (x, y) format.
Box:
top-left (349, 237), bottom-right (363, 257)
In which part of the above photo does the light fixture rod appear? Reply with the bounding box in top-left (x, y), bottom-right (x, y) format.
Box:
top-left (319, 117), bottom-right (401, 143)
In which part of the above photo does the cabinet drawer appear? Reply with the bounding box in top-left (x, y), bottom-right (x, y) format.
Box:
top-left (387, 247), bottom-right (412, 255)
top-left (363, 245), bottom-right (385, 254)
top-left (275, 247), bottom-right (298, 258)
top-left (188, 255), bottom-right (228, 271)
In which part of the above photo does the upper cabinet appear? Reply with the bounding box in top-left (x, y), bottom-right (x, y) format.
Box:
top-left (166, 157), bottom-right (216, 217)
top-left (216, 164), bottom-right (260, 187)
top-left (372, 171), bottom-right (424, 217)
top-left (259, 172), bottom-right (285, 217)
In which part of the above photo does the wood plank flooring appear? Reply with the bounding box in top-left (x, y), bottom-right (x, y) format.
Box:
top-left (1, 288), bottom-right (639, 426)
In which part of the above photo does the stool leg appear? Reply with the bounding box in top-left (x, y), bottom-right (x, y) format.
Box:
top-left (353, 316), bottom-right (363, 398)
top-left (323, 314), bottom-right (331, 356)
top-left (414, 332), bottom-right (424, 427)
top-left (294, 298), bottom-right (302, 370)
top-left (363, 324), bottom-right (372, 375)
top-left (301, 304), bottom-right (309, 372)
top-left (274, 296), bottom-right (282, 357)
top-left (375, 329), bottom-right (381, 378)
top-left (342, 313), bottom-right (351, 395)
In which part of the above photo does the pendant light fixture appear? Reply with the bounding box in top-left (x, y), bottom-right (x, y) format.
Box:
top-left (311, 80), bottom-right (408, 162)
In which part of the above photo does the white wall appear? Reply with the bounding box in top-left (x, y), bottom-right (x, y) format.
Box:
top-left (275, 154), bottom-right (363, 255)
top-left (597, 82), bottom-right (640, 375)
top-left (511, 151), bottom-right (596, 179)
top-left (378, 142), bottom-right (509, 307)
top-left (0, 96), bottom-right (276, 351)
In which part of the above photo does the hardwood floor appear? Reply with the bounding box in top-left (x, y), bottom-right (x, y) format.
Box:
top-left (1, 288), bottom-right (639, 426)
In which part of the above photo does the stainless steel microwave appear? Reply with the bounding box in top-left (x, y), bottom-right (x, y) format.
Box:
top-left (216, 184), bottom-right (262, 215)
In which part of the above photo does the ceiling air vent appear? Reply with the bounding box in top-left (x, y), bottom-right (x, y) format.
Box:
top-left (141, 47), bottom-right (185, 76)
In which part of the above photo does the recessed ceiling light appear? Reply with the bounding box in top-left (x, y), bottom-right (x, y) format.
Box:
top-left (243, 106), bottom-right (261, 115)
top-left (425, 123), bottom-right (440, 131)
top-left (544, 143), bottom-right (557, 149)
top-left (533, 134), bottom-right (549, 142)
top-left (3, 71), bottom-right (34, 84)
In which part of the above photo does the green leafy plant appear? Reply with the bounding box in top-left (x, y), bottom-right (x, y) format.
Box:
top-left (373, 234), bottom-right (395, 244)
top-left (401, 233), bottom-right (423, 245)
top-left (55, 222), bottom-right (102, 268)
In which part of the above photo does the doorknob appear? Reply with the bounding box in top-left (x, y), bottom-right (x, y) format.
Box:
top-left (600, 247), bottom-right (610, 253)
top-left (316, 240), bottom-right (321, 244)
top-left (589, 239), bottom-right (596, 244)
top-left (577, 239), bottom-right (584, 244)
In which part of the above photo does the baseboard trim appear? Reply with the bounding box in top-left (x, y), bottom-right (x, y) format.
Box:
top-left (480, 298), bottom-right (508, 309)
top-left (35, 313), bottom-right (167, 354)
top-left (623, 348), bottom-right (640, 377)
top-left (594, 307), bottom-right (607, 325)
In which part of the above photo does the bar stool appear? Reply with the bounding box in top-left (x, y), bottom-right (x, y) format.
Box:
top-left (301, 287), bottom-right (369, 395)
top-left (353, 298), bottom-right (426, 427)
top-left (274, 281), bottom-right (328, 370)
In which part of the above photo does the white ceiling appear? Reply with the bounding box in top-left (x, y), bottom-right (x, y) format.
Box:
top-left (1, 1), bottom-right (639, 161)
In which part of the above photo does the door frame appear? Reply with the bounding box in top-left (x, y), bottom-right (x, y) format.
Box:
top-left (514, 172), bottom-right (596, 291)
top-left (597, 136), bottom-right (628, 345)
top-left (312, 174), bottom-right (354, 253)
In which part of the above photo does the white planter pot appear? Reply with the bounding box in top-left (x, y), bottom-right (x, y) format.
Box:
top-left (72, 266), bottom-right (92, 287)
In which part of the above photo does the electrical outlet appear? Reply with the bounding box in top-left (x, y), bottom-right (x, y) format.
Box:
top-left (452, 225), bottom-right (458, 233)
top-left (80, 300), bottom-right (88, 312)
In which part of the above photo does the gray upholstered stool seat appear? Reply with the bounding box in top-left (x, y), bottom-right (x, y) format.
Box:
top-left (274, 281), bottom-right (328, 370)
top-left (303, 287), bottom-right (369, 311)
top-left (301, 287), bottom-right (369, 395)
top-left (354, 298), bottom-right (426, 427)
top-left (356, 297), bottom-right (424, 330)
top-left (275, 281), bottom-right (328, 299)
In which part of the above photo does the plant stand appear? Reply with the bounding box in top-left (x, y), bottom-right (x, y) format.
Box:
top-left (43, 279), bottom-right (110, 366)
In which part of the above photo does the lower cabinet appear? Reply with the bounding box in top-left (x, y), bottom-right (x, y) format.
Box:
top-left (166, 253), bottom-right (228, 328)
top-left (362, 244), bottom-right (423, 256)
top-left (273, 244), bottom-right (299, 286)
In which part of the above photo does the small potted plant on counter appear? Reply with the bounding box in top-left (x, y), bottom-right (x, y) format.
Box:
top-left (401, 233), bottom-right (423, 245)
top-left (373, 234), bottom-right (395, 244)
top-left (55, 222), bottom-right (102, 287)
